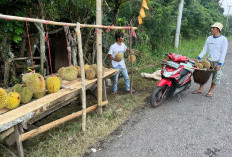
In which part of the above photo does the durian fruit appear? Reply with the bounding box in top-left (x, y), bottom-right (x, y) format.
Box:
top-left (22, 73), bottom-right (46, 94)
top-left (58, 77), bottom-right (63, 84)
top-left (20, 87), bottom-right (33, 104)
top-left (58, 67), bottom-right (65, 78)
top-left (34, 90), bottom-right (46, 99)
top-left (75, 66), bottom-right (81, 77)
top-left (195, 63), bottom-right (203, 69)
top-left (11, 84), bottom-right (23, 93)
top-left (115, 53), bottom-right (123, 61)
top-left (128, 55), bottom-right (136, 63)
top-left (46, 76), bottom-right (61, 93)
top-left (5, 92), bottom-right (21, 110)
top-left (91, 64), bottom-right (105, 77)
top-left (201, 60), bottom-right (211, 69)
top-left (63, 66), bottom-right (78, 81)
top-left (91, 64), bottom-right (97, 73)
top-left (86, 68), bottom-right (96, 80)
top-left (0, 88), bottom-right (7, 109)
top-left (84, 64), bottom-right (90, 72)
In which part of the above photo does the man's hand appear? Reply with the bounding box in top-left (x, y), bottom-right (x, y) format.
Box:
top-left (114, 58), bottom-right (121, 62)
top-left (193, 59), bottom-right (199, 63)
top-left (126, 48), bottom-right (135, 55)
top-left (216, 65), bottom-right (221, 71)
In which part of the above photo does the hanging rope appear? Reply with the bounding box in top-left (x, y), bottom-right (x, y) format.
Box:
top-left (65, 24), bottom-right (72, 66)
top-left (25, 19), bottom-right (35, 72)
top-left (45, 21), bottom-right (54, 76)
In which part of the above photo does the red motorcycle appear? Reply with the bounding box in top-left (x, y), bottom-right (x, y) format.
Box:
top-left (150, 53), bottom-right (195, 107)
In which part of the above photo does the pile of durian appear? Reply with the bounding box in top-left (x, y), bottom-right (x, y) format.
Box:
top-left (194, 60), bottom-right (211, 70)
top-left (0, 73), bottom-right (62, 110)
top-left (58, 64), bottom-right (105, 81)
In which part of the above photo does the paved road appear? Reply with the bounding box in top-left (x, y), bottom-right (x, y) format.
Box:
top-left (86, 41), bottom-right (232, 157)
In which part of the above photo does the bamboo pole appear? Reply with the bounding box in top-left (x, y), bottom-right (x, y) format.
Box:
top-left (96, 0), bottom-right (103, 114)
top-left (129, 28), bottom-right (133, 96)
top-left (75, 23), bottom-right (87, 132)
top-left (0, 14), bottom-right (137, 30)
top-left (19, 101), bottom-right (108, 142)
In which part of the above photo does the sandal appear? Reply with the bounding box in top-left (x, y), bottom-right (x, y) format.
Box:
top-left (206, 93), bottom-right (213, 97)
top-left (192, 90), bottom-right (202, 94)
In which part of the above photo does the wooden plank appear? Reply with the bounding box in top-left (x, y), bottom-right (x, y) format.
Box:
top-left (0, 108), bottom-right (9, 115)
top-left (14, 57), bottom-right (41, 61)
top-left (27, 97), bottom-right (78, 124)
top-left (0, 127), bottom-right (14, 140)
top-left (19, 100), bottom-right (108, 142)
top-left (0, 69), bottom-right (118, 133)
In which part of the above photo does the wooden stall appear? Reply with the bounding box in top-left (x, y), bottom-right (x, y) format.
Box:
top-left (0, 68), bottom-right (118, 156)
top-left (0, 12), bottom-right (137, 156)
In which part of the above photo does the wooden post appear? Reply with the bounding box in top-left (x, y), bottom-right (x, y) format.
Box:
top-left (75, 23), bottom-right (87, 132)
top-left (14, 124), bottom-right (24, 157)
top-left (96, 0), bottom-right (103, 114)
top-left (129, 27), bottom-right (133, 96)
top-left (103, 80), bottom-right (107, 101)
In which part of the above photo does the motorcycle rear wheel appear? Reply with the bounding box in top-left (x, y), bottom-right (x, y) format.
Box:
top-left (150, 86), bottom-right (167, 108)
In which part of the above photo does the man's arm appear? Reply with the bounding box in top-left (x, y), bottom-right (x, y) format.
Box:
top-left (218, 37), bottom-right (228, 65)
top-left (198, 38), bottom-right (209, 60)
top-left (108, 54), bottom-right (116, 61)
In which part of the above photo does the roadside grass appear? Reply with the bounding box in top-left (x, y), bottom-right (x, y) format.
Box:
top-left (0, 36), bottom-right (209, 157)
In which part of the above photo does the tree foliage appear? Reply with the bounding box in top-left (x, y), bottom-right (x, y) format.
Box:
top-left (0, 0), bottom-right (229, 62)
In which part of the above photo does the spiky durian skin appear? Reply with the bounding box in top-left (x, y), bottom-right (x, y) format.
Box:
top-left (20, 87), bottom-right (33, 104)
top-left (86, 68), bottom-right (96, 80)
top-left (195, 63), bottom-right (204, 69)
top-left (0, 88), bottom-right (7, 109)
top-left (11, 84), bottom-right (23, 93)
top-left (58, 67), bottom-right (65, 79)
top-left (75, 66), bottom-right (81, 77)
top-left (115, 53), bottom-right (123, 61)
top-left (63, 66), bottom-right (78, 81)
top-left (46, 76), bottom-right (61, 93)
top-left (91, 64), bottom-right (97, 73)
top-left (84, 64), bottom-right (90, 72)
top-left (128, 55), bottom-right (136, 63)
top-left (201, 60), bottom-right (211, 69)
top-left (5, 92), bottom-right (21, 110)
top-left (22, 73), bottom-right (46, 93)
top-left (33, 91), bottom-right (46, 99)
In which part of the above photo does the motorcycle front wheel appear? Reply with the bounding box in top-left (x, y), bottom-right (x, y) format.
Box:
top-left (150, 86), bottom-right (168, 108)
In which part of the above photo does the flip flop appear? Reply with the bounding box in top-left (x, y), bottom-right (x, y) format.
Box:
top-left (192, 90), bottom-right (202, 94)
top-left (206, 93), bottom-right (213, 97)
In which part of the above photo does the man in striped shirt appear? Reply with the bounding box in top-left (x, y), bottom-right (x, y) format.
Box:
top-left (193, 22), bottom-right (228, 97)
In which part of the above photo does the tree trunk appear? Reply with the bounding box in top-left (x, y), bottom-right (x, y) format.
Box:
top-left (19, 32), bottom-right (27, 57)
top-left (35, 23), bottom-right (46, 76)
top-left (71, 32), bottom-right (78, 66)
top-left (4, 47), bottom-right (14, 87)
top-left (64, 26), bottom-right (72, 66)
